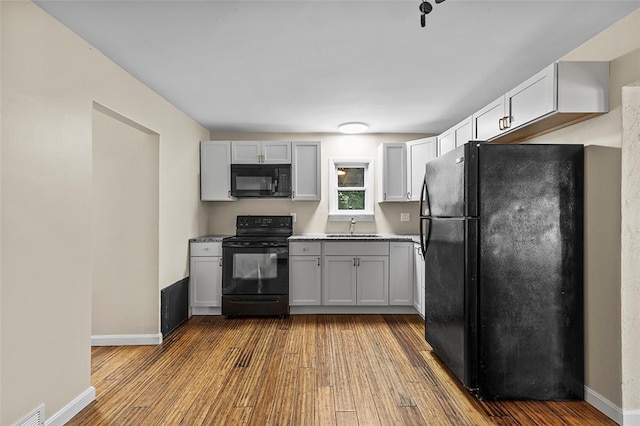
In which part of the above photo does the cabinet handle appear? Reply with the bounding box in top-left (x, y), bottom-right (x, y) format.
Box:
top-left (353, 258), bottom-right (356, 266)
top-left (203, 247), bottom-right (209, 252)
top-left (218, 258), bottom-right (222, 267)
top-left (303, 247), bottom-right (308, 251)
top-left (228, 190), bottom-right (232, 199)
top-left (383, 192), bottom-right (387, 200)
top-left (498, 117), bottom-right (504, 130)
top-left (317, 257), bottom-right (321, 266)
top-left (357, 258), bottom-right (361, 267)
top-left (407, 192), bottom-right (411, 200)
top-left (504, 115), bottom-right (511, 129)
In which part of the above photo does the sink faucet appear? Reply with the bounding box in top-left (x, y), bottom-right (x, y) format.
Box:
top-left (349, 217), bottom-right (356, 235)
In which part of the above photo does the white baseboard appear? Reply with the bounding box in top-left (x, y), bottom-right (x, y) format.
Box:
top-left (91, 333), bottom-right (162, 346)
top-left (585, 386), bottom-right (623, 425)
top-left (623, 409), bottom-right (640, 426)
top-left (45, 386), bottom-right (95, 426)
top-left (289, 305), bottom-right (419, 315)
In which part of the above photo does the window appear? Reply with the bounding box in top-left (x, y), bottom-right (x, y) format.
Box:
top-left (329, 159), bottom-right (374, 221)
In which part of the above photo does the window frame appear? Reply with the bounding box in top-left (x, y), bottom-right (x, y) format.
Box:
top-left (328, 158), bottom-right (374, 222)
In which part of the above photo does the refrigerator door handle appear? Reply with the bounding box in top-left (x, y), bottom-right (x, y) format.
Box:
top-left (419, 218), bottom-right (432, 257)
top-left (419, 175), bottom-right (432, 217)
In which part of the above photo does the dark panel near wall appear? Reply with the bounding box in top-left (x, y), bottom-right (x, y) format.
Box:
top-left (161, 277), bottom-right (189, 338)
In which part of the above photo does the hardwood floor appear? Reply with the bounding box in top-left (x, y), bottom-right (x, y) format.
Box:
top-left (69, 315), bottom-right (613, 425)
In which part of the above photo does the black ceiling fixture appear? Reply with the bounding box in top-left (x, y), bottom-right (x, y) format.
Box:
top-left (419, 0), bottom-right (446, 28)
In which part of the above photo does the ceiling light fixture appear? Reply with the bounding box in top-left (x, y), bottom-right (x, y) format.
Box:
top-left (419, 0), bottom-right (446, 28)
top-left (338, 122), bottom-right (369, 134)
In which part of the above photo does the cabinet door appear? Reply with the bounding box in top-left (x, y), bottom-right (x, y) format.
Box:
top-left (389, 243), bottom-right (413, 306)
top-left (290, 256), bottom-right (322, 305)
top-left (473, 96), bottom-right (506, 141)
top-left (200, 141), bottom-right (234, 201)
top-left (407, 137), bottom-right (437, 201)
top-left (507, 64), bottom-right (556, 130)
top-left (292, 142), bottom-right (321, 200)
top-left (190, 256), bottom-right (222, 308)
top-left (262, 141), bottom-right (292, 164)
top-left (379, 143), bottom-right (407, 202)
top-left (453, 117), bottom-right (474, 148)
top-left (356, 256), bottom-right (389, 305)
top-left (231, 141), bottom-right (262, 163)
top-left (437, 130), bottom-right (455, 156)
top-left (322, 256), bottom-right (357, 305)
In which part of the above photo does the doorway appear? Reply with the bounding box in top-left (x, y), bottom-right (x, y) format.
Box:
top-left (91, 103), bottom-right (159, 340)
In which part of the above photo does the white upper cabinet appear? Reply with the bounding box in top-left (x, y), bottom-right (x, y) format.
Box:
top-left (231, 141), bottom-right (292, 164)
top-left (472, 61), bottom-right (609, 143)
top-left (407, 137), bottom-right (437, 201)
top-left (378, 138), bottom-right (437, 202)
top-left (473, 96), bottom-right (507, 141)
top-left (292, 142), bottom-right (321, 200)
top-left (507, 64), bottom-right (556, 130)
top-left (474, 64), bottom-right (556, 141)
top-left (377, 143), bottom-right (407, 202)
top-left (200, 141), bottom-right (235, 201)
top-left (437, 129), bottom-right (455, 156)
top-left (438, 116), bottom-right (473, 156)
top-left (453, 116), bottom-right (474, 147)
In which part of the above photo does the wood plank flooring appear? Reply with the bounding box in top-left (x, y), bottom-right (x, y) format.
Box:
top-left (68, 315), bottom-right (614, 425)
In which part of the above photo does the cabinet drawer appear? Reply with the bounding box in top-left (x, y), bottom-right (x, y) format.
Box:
top-left (190, 242), bottom-right (222, 256)
top-left (323, 241), bottom-right (389, 256)
top-left (290, 241), bottom-right (322, 256)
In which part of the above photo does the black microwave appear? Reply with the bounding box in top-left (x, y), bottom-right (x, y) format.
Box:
top-left (231, 164), bottom-right (292, 198)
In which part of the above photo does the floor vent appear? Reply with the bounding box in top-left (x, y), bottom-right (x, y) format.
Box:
top-left (161, 277), bottom-right (189, 338)
top-left (15, 404), bottom-right (44, 426)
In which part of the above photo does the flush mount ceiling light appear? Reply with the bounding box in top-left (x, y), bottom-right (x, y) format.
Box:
top-left (419, 0), bottom-right (446, 28)
top-left (338, 122), bottom-right (369, 134)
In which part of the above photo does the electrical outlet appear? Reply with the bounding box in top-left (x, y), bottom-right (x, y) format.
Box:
top-left (400, 212), bottom-right (410, 222)
top-left (290, 213), bottom-right (296, 222)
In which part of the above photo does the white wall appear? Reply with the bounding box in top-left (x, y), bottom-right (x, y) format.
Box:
top-left (0, 2), bottom-right (209, 424)
top-left (206, 132), bottom-right (429, 236)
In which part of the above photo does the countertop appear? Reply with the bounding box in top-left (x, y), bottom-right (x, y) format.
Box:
top-left (189, 235), bottom-right (230, 243)
top-left (190, 234), bottom-right (420, 243)
top-left (289, 234), bottom-right (419, 243)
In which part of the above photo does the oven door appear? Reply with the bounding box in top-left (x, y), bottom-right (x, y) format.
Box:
top-left (222, 242), bottom-right (289, 295)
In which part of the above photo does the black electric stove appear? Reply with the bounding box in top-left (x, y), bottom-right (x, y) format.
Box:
top-left (221, 215), bottom-right (292, 317)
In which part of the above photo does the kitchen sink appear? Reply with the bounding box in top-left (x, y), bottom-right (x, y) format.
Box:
top-left (325, 234), bottom-right (381, 238)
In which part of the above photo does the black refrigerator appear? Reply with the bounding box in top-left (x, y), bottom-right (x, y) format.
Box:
top-left (419, 142), bottom-right (584, 400)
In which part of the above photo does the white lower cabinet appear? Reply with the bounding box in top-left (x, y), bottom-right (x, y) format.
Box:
top-left (356, 256), bottom-right (389, 305)
top-left (189, 242), bottom-right (222, 312)
top-left (323, 256), bottom-right (358, 305)
top-left (389, 242), bottom-right (414, 306)
top-left (322, 255), bottom-right (389, 305)
top-left (289, 242), bottom-right (322, 305)
top-left (322, 242), bottom-right (389, 306)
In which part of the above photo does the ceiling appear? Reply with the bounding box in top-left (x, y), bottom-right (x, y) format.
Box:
top-left (34, 1), bottom-right (640, 135)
